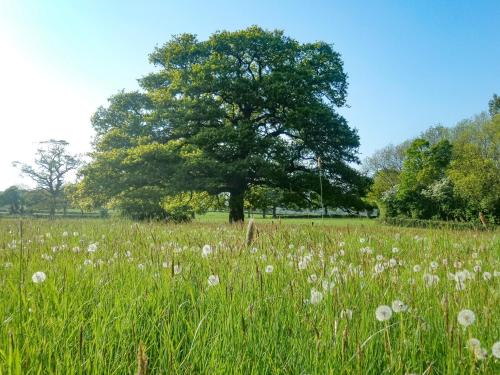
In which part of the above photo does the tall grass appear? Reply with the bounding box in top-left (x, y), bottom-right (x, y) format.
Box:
top-left (0, 218), bottom-right (499, 373)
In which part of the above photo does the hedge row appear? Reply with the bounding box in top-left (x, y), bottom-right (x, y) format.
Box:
top-left (381, 217), bottom-right (497, 231)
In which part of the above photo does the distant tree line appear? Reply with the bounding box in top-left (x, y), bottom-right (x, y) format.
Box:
top-left (364, 95), bottom-right (500, 223)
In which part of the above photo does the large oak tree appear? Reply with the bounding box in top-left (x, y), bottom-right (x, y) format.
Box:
top-left (82, 26), bottom-right (367, 222)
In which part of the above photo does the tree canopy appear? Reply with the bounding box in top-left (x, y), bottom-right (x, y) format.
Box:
top-left (13, 140), bottom-right (81, 217)
top-left (80, 26), bottom-right (367, 222)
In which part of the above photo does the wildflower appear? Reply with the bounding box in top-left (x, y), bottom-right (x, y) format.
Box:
top-left (457, 309), bottom-right (475, 327)
top-left (473, 265), bottom-right (481, 273)
top-left (391, 300), bottom-right (408, 313)
top-left (430, 261), bottom-right (438, 270)
top-left (492, 341), bottom-right (500, 359)
top-left (4, 262), bottom-right (13, 268)
top-left (73, 231), bottom-right (79, 236)
top-left (413, 265), bottom-right (421, 272)
top-left (162, 261), bottom-right (170, 268)
top-left (338, 250), bottom-right (345, 256)
top-left (72, 247), bottom-right (80, 253)
top-left (250, 247), bottom-right (258, 254)
top-left (173, 264), bottom-right (182, 275)
top-left (392, 247), bottom-right (399, 254)
top-left (375, 305), bottom-right (392, 321)
top-left (84, 259), bottom-right (93, 266)
top-left (138, 264), bottom-right (145, 270)
top-left (87, 243), bottom-right (97, 253)
top-left (202, 244), bottom-right (212, 257)
top-left (389, 258), bottom-right (397, 267)
top-left (208, 274), bottom-right (219, 287)
top-left (310, 288), bottom-right (323, 304)
top-left (32, 271), bottom-right (46, 284)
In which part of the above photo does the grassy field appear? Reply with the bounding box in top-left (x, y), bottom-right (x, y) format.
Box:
top-left (0, 218), bottom-right (499, 374)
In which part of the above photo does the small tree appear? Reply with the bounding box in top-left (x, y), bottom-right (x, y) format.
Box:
top-left (13, 140), bottom-right (80, 218)
top-left (0, 186), bottom-right (25, 214)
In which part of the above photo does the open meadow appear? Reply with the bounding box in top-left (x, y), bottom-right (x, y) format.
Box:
top-left (0, 217), bottom-right (499, 374)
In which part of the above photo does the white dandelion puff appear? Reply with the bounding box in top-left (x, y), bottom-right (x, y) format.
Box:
top-left (467, 338), bottom-right (481, 349)
top-left (391, 300), bottom-right (408, 313)
top-left (413, 265), bottom-right (421, 272)
top-left (202, 244), bottom-right (212, 257)
top-left (473, 346), bottom-right (487, 360)
top-left (265, 265), bottom-right (274, 273)
top-left (375, 305), bottom-right (392, 321)
top-left (457, 309), bottom-right (475, 327)
top-left (307, 274), bottom-right (318, 283)
top-left (492, 341), bottom-right (500, 359)
top-left (208, 274), bottom-right (219, 287)
top-left (310, 288), bottom-right (323, 305)
top-left (32, 271), bottom-right (46, 284)
top-left (87, 243), bottom-right (97, 253)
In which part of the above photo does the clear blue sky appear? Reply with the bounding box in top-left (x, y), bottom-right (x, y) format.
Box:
top-left (0, 0), bottom-right (499, 189)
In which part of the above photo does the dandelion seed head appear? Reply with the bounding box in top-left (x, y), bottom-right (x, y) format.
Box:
top-left (492, 341), bottom-right (500, 359)
top-left (173, 264), bottom-right (182, 275)
top-left (468, 338), bottom-right (480, 349)
top-left (208, 274), bottom-right (219, 287)
top-left (473, 346), bottom-right (487, 360)
top-left (32, 271), bottom-right (46, 284)
top-left (482, 272), bottom-right (492, 281)
top-left (391, 300), bottom-right (408, 313)
top-left (202, 244), bottom-right (212, 257)
top-left (310, 288), bottom-right (323, 305)
top-left (457, 309), bottom-right (475, 327)
top-left (375, 305), bottom-right (392, 321)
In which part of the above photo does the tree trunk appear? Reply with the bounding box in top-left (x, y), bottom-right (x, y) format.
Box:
top-left (229, 189), bottom-right (245, 223)
top-left (324, 206), bottom-right (328, 217)
top-left (49, 195), bottom-right (56, 219)
top-left (49, 205), bottom-right (56, 219)
top-left (272, 206), bottom-right (277, 218)
top-left (262, 208), bottom-right (266, 218)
